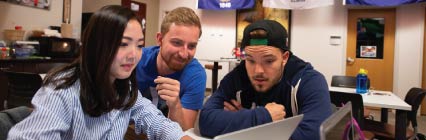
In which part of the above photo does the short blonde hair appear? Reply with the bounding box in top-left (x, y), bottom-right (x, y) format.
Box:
top-left (161, 7), bottom-right (202, 37)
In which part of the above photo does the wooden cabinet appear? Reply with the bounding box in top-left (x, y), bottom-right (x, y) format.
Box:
top-left (0, 58), bottom-right (74, 110)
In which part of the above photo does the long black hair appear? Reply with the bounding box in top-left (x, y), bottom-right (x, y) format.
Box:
top-left (43, 5), bottom-right (140, 117)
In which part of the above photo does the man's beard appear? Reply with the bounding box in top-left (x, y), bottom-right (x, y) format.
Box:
top-left (160, 51), bottom-right (190, 71)
top-left (251, 62), bottom-right (285, 93)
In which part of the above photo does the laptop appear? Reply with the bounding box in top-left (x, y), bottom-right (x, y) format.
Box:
top-left (212, 114), bottom-right (303, 140)
top-left (319, 102), bottom-right (354, 140)
top-left (185, 115), bottom-right (303, 140)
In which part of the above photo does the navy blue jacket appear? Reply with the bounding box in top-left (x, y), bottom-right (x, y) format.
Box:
top-left (199, 55), bottom-right (332, 140)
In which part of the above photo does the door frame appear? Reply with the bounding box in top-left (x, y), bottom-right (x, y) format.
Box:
top-left (421, 7), bottom-right (426, 115)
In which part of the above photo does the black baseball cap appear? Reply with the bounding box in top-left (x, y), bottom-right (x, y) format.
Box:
top-left (241, 19), bottom-right (289, 51)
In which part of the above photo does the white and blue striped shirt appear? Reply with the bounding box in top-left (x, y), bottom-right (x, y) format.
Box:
top-left (7, 80), bottom-right (185, 140)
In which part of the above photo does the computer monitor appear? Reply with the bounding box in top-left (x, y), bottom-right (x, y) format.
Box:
top-left (320, 102), bottom-right (354, 140)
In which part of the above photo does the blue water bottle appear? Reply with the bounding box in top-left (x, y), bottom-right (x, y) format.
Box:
top-left (356, 68), bottom-right (368, 94)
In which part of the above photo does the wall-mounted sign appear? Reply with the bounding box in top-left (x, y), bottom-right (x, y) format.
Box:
top-left (0, 0), bottom-right (51, 10)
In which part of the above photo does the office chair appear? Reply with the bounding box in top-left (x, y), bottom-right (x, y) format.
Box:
top-left (364, 87), bottom-right (426, 140)
top-left (329, 91), bottom-right (375, 140)
top-left (0, 106), bottom-right (32, 140)
top-left (331, 75), bottom-right (374, 120)
top-left (330, 91), bottom-right (366, 129)
top-left (4, 71), bottom-right (42, 109)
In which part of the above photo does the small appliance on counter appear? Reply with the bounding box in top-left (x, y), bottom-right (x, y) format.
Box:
top-left (29, 36), bottom-right (79, 58)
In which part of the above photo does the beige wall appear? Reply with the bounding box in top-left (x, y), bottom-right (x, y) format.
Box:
top-left (0, 0), bottom-right (82, 40)
top-left (82, 0), bottom-right (159, 47)
top-left (393, 4), bottom-right (425, 98)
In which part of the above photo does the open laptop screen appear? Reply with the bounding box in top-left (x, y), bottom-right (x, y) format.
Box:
top-left (320, 102), bottom-right (354, 140)
top-left (214, 114), bottom-right (304, 140)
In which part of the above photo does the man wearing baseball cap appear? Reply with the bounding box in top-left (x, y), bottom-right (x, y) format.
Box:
top-left (199, 19), bottom-right (332, 139)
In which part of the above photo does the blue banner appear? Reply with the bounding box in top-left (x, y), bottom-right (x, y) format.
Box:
top-left (198, 0), bottom-right (255, 10)
top-left (345, 0), bottom-right (426, 6)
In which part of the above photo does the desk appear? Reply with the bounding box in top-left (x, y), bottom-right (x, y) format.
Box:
top-left (329, 87), bottom-right (411, 140)
top-left (198, 58), bottom-right (240, 93)
top-left (0, 58), bottom-right (73, 110)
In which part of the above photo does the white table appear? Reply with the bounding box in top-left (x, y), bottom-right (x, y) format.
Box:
top-left (329, 87), bottom-right (411, 110)
top-left (329, 86), bottom-right (411, 140)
